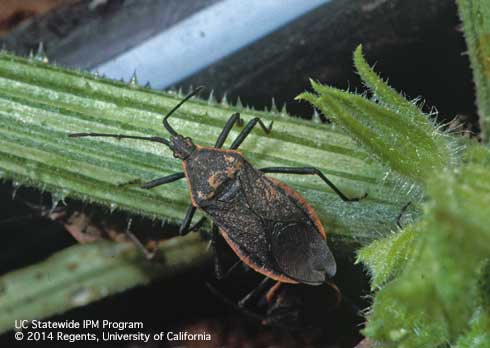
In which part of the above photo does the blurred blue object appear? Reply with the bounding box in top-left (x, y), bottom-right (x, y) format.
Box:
top-left (94, 0), bottom-right (331, 89)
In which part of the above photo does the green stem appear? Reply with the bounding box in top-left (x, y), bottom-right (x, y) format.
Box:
top-left (0, 52), bottom-right (410, 250)
top-left (457, 0), bottom-right (490, 142)
top-left (0, 234), bottom-right (210, 333)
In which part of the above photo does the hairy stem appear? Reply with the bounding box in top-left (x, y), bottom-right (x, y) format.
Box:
top-left (457, 0), bottom-right (490, 142)
top-left (0, 234), bottom-right (210, 333)
top-left (0, 52), bottom-right (410, 250)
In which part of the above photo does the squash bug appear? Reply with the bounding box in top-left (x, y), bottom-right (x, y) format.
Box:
top-left (68, 87), bottom-right (366, 287)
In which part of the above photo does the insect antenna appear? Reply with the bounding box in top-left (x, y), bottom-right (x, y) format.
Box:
top-left (68, 86), bottom-right (205, 144)
top-left (163, 86), bottom-right (205, 136)
top-left (68, 133), bottom-right (170, 146)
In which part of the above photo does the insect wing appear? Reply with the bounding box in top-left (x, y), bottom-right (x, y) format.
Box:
top-left (271, 221), bottom-right (336, 285)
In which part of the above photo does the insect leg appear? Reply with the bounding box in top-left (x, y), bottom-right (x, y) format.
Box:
top-left (230, 117), bottom-right (273, 150)
top-left (210, 224), bottom-right (226, 279)
top-left (206, 283), bottom-right (301, 329)
top-left (238, 277), bottom-right (275, 308)
top-left (262, 309), bottom-right (301, 328)
top-left (260, 167), bottom-right (367, 202)
top-left (178, 205), bottom-right (206, 235)
top-left (179, 205), bottom-right (196, 235)
top-left (326, 281), bottom-right (342, 308)
top-left (208, 224), bottom-right (245, 279)
top-left (263, 281), bottom-right (283, 305)
top-left (125, 218), bottom-right (157, 260)
top-left (396, 201), bottom-right (412, 229)
top-left (214, 113), bottom-right (243, 148)
top-left (140, 172), bottom-right (185, 189)
top-left (205, 283), bottom-right (266, 322)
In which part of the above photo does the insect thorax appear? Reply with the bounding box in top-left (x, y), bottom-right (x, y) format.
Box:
top-left (184, 148), bottom-right (246, 206)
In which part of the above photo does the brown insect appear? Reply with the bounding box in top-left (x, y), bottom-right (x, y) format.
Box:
top-left (69, 87), bottom-right (366, 304)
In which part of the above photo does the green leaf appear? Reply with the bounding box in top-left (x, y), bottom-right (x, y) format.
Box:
top-left (356, 224), bottom-right (420, 290)
top-left (456, 309), bottom-right (490, 348)
top-left (478, 259), bottom-right (490, 311)
top-left (363, 144), bottom-right (490, 347)
top-left (364, 278), bottom-right (450, 348)
top-left (298, 46), bottom-right (453, 186)
top-left (353, 45), bottom-right (425, 122)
